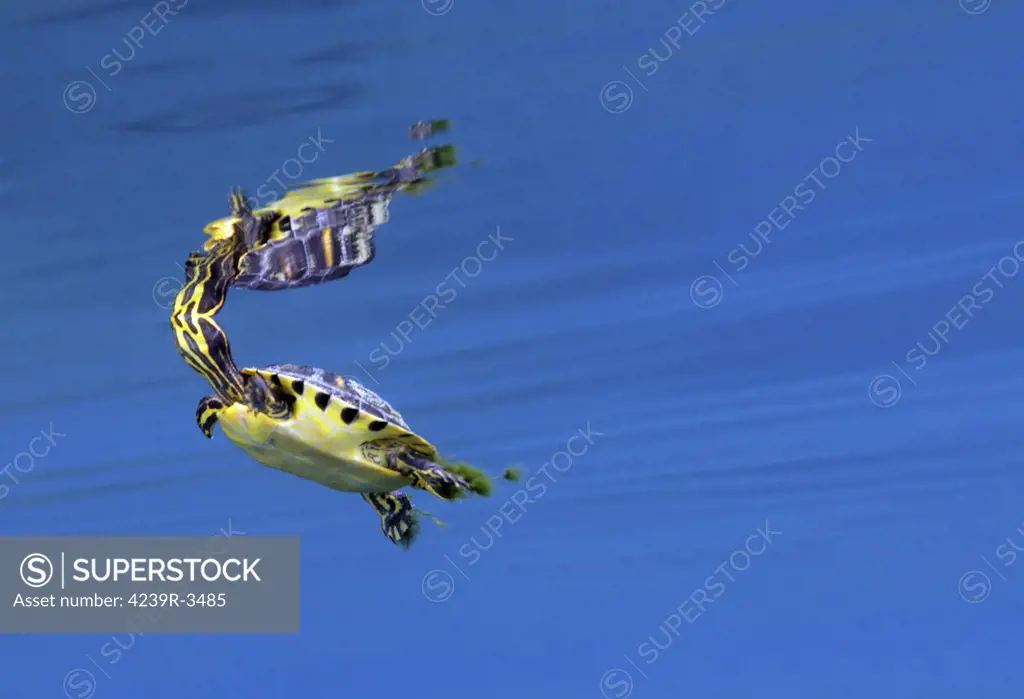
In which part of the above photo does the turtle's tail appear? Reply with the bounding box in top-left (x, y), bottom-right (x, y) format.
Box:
top-left (362, 492), bottom-right (419, 549)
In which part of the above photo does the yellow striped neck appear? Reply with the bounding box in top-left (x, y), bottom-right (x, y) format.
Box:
top-left (169, 240), bottom-right (248, 404)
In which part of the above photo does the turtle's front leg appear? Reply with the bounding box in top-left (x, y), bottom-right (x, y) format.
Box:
top-left (195, 396), bottom-right (225, 439)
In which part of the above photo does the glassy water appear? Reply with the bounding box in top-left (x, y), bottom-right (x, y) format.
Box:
top-left (2, 1), bottom-right (1023, 697)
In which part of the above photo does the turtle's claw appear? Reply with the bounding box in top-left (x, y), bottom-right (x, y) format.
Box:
top-left (196, 396), bottom-right (224, 439)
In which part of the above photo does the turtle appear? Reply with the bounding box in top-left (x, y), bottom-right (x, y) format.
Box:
top-left (199, 144), bottom-right (458, 291)
top-left (194, 363), bottom-right (503, 547)
top-left (169, 230), bottom-right (505, 548)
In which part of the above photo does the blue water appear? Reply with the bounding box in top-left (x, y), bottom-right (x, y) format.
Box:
top-left (2, 0), bottom-right (1023, 697)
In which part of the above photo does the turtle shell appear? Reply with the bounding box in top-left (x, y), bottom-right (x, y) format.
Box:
top-left (242, 363), bottom-right (439, 464)
top-left (233, 364), bottom-right (438, 495)
top-left (261, 363), bottom-right (409, 426)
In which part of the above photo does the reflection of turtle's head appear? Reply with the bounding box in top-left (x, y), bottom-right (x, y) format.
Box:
top-left (202, 217), bottom-right (240, 250)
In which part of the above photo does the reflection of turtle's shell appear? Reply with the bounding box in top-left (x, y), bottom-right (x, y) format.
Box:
top-left (201, 144), bottom-right (458, 291)
top-left (234, 192), bottom-right (391, 291)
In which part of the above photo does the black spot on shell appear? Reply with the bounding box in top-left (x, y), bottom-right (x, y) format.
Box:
top-left (270, 374), bottom-right (282, 387)
top-left (341, 407), bottom-right (359, 424)
top-left (292, 379), bottom-right (305, 395)
top-left (314, 391), bottom-right (330, 411)
top-left (368, 420), bottom-right (388, 431)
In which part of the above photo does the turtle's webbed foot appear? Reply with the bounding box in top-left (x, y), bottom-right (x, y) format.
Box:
top-left (398, 453), bottom-right (472, 501)
top-left (415, 145), bottom-right (457, 173)
top-left (362, 492), bottom-right (419, 549)
top-left (195, 396), bottom-right (225, 439)
top-left (409, 119), bottom-right (450, 141)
